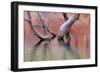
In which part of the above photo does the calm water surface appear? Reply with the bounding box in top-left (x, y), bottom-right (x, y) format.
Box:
top-left (24, 37), bottom-right (81, 62)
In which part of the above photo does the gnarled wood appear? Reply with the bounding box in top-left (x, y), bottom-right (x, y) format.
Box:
top-left (37, 12), bottom-right (56, 38)
top-left (58, 14), bottom-right (80, 43)
top-left (26, 11), bottom-right (56, 40)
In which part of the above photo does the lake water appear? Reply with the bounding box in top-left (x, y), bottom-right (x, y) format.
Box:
top-left (24, 37), bottom-right (83, 62)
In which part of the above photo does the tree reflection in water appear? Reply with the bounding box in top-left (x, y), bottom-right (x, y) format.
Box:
top-left (28, 38), bottom-right (80, 61)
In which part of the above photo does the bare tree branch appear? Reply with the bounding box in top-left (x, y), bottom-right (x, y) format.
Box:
top-left (37, 12), bottom-right (48, 34)
top-left (63, 13), bottom-right (70, 45)
top-left (60, 14), bottom-right (80, 37)
top-left (58, 14), bottom-right (80, 43)
top-left (25, 11), bottom-right (56, 40)
top-left (37, 12), bottom-right (56, 37)
top-left (26, 11), bottom-right (51, 40)
top-left (63, 13), bottom-right (68, 21)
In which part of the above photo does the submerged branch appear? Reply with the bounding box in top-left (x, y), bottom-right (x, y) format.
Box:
top-left (60, 14), bottom-right (80, 37)
top-left (58, 13), bottom-right (80, 44)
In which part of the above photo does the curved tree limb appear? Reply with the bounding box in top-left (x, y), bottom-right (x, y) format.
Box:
top-left (38, 12), bottom-right (48, 34)
top-left (26, 11), bottom-right (55, 40)
top-left (60, 14), bottom-right (80, 37)
top-left (37, 12), bottom-right (56, 38)
top-left (58, 13), bottom-right (80, 43)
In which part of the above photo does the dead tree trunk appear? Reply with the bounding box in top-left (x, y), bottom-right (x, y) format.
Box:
top-left (58, 13), bottom-right (80, 45)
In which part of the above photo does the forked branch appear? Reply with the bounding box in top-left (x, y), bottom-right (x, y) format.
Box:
top-left (25, 11), bottom-right (56, 40)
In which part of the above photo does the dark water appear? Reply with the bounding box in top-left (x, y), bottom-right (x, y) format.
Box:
top-left (24, 38), bottom-right (81, 62)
